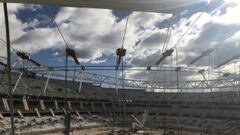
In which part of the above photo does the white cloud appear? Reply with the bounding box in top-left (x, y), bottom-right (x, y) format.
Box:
top-left (1, 2), bottom-right (240, 83)
top-left (12, 28), bottom-right (64, 53)
top-left (126, 3), bottom-right (240, 81)
top-left (213, 3), bottom-right (240, 24)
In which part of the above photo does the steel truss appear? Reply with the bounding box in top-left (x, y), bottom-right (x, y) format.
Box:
top-left (33, 69), bottom-right (240, 91)
top-left (9, 64), bottom-right (240, 91)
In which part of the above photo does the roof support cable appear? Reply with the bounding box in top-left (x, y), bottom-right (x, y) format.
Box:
top-left (216, 47), bottom-right (222, 86)
top-left (162, 16), bottom-right (173, 53)
top-left (115, 11), bottom-right (130, 94)
top-left (163, 66), bottom-right (165, 93)
top-left (122, 56), bottom-right (124, 90)
top-left (0, 37), bottom-right (41, 67)
top-left (234, 61), bottom-right (237, 93)
top-left (163, 4), bottom-right (210, 77)
top-left (161, 24), bottom-right (170, 53)
top-left (208, 54), bottom-right (210, 81)
top-left (238, 64), bottom-right (240, 96)
top-left (170, 55), bottom-right (173, 93)
top-left (115, 69), bottom-right (118, 94)
top-left (115, 14), bottom-right (129, 70)
top-left (26, 58), bottom-right (34, 135)
top-left (121, 13), bottom-right (130, 49)
top-left (172, 4), bottom-right (210, 49)
top-left (149, 16), bottom-right (174, 92)
top-left (46, 6), bottom-right (69, 48)
top-left (155, 16), bottom-right (174, 67)
top-left (175, 67), bottom-right (181, 93)
top-left (174, 46), bottom-right (181, 92)
top-left (64, 50), bottom-right (68, 113)
top-left (73, 63), bottom-right (76, 82)
top-left (189, 30), bottom-right (237, 67)
top-left (47, 7), bottom-right (80, 109)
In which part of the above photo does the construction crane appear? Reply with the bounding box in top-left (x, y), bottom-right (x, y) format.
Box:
top-left (189, 48), bottom-right (214, 65)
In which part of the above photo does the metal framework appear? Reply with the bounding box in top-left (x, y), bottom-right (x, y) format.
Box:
top-left (33, 69), bottom-right (240, 91)
top-left (8, 62), bottom-right (240, 91)
top-left (1, 0), bottom-right (205, 13)
top-left (81, 73), bottom-right (240, 90)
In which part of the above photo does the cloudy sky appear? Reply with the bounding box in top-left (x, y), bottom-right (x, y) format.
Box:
top-left (0, 0), bottom-right (240, 83)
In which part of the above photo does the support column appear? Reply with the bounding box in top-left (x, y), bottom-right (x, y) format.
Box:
top-left (123, 103), bottom-right (127, 116)
top-left (0, 112), bottom-right (4, 120)
top-left (39, 99), bottom-right (45, 110)
top-left (102, 102), bottom-right (107, 116)
top-left (23, 98), bottom-right (29, 111)
top-left (112, 103), bottom-right (116, 118)
top-left (35, 108), bottom-right (41, 118)
top-left (3, 3), bottom-right (15, 134)
top-left (54, 100), bottom-right (59, 110)
top-left (91, 102), bottom-right (95, 112)
top-left (80, 102), bottom-right (84, 110)
top-left (49, 108), bottom-right (55, 117)
top-left (2, 98), bottom-right (9, 111)
top-left (67, 101), bottom-right (72, 110)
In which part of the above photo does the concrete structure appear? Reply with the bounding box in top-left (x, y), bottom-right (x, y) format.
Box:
top-left (0, 72), bottom-right (240, 134)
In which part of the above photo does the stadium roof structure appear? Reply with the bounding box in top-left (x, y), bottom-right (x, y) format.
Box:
top-left (1, 0), bottom-right (207, 13)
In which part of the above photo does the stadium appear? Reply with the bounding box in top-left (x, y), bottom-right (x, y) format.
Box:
top-left (0, 0), bottom-right (240, 134)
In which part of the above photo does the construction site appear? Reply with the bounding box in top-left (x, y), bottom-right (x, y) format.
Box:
top-left (0, 0), bottom-right (240, 135)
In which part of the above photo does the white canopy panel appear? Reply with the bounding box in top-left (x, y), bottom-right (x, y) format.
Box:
top-left (1, 0), bottom-right (207, 13)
